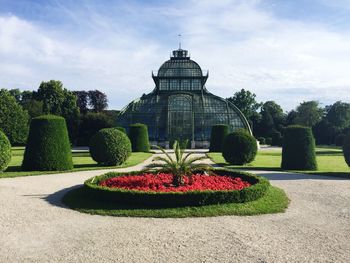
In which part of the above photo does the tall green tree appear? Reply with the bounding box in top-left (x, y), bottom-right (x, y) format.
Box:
top-left (326, 101), bottom-right (350, 131)
top-left (88, 90), bottom-right (108, 112)
top-left (0, 89), bottom-right (29, 144)
top-left (294, 101), bottom-right (324, 127)
top-left (227, 89), bottom-right (261, 119)
top-left (34, 80), bottom-right (80, 141)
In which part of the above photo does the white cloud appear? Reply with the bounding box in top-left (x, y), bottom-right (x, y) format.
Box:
top-left (0, 0), bottom-right (350, 111)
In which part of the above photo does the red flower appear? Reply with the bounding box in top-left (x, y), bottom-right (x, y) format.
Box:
top-left (99, 173), bottom-right (251, 192)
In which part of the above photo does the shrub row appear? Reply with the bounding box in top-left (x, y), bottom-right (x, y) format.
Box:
top-left (84, 169), bottom-right (270, 207)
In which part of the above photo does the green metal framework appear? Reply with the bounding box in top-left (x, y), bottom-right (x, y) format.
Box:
top-left (117, 48), bottom-right (251, 147)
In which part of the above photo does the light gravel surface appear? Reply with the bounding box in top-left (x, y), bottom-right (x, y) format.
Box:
top-left (0, 152), bottom-right (350, 263)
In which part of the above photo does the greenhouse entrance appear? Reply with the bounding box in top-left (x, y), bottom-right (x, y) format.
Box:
top-left (168, 94), bottom-right (194, 147)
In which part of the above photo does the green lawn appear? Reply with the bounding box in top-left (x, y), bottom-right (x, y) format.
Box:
top-left (207, 146), bottom-right (350, 178)
top-left (62, 185), bottom-right (289, 217)
top-left (0, 147), bottom-right (152, 178)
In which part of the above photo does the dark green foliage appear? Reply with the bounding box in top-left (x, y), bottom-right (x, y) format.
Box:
top-left (84, 169), bottom-right (270, 207)
top-left (335, 134), bottom-right (345, 146)
top-left (129, 123), bottom-right (150, 152)
top-left (89, 128), bottom-right (131, 166)
top-left (222, 130), bottom-right (258, 165)
top-left (209, 125), bottom-right (229, 152)
top-left (88, 90), bottom-right (108, 112)
top-left (281, 125), bottom-right (317, 170)
top-left (265, 137), bottom-right (272, 145)
top-left (271, 131), bottom-right (282, 146)
top-left (76, 112), bottom-right (113, 146)
top-left (227, 89), bottom-right (262, 119)
top-left (115, 126), bottom-right (126, 134)
top-left (22, 115), bottom-right (73, 171)
top-left (0, 89), bottom-right (29, 145)
top-left (257, 137), bottom-right (265, 144)
top-left (343, 132), bottom-right (350, 167)
top-left (0, 131), bottom-right (11, 171)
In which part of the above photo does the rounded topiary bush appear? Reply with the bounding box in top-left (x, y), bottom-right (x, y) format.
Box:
top-left (209, 124), bottom-right (229, 152)
top-left (89, 128), bottom-right (131, 166)
top-left (129, 123), bottom-right (150, 152)
top-left (281, 125), bottom-right (317, 170)
top-left (343, 132), bottom-right (350, 167)
top-left (0, 130), bottom-right (11, 172)
top-left (222, 130), bottom-right (258, 165)
top-left (115, 126), bottom-right (126, 134)
top-left (22, 115), bottom-right (73, 171)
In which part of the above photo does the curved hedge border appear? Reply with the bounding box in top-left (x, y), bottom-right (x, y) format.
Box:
top-left (84, 169), bottom-right (270, 207)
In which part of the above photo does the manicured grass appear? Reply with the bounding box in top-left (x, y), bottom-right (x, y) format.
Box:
top-left (208, 146), bottom-right (350, 178)
top-left (62, 185), bottom-right (289, 217)
top-left (0, 146), bottom-right (152, 178)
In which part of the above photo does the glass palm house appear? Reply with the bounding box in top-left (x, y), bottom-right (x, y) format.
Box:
top-left (117, 48), bottom-right (251, 148)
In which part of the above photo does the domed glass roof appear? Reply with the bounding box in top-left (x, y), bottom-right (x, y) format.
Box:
top-left (158, 59), bottom-right (203, 77)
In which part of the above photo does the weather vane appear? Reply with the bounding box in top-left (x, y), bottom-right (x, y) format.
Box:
top-left (178, 34), bottom-right (182, 49)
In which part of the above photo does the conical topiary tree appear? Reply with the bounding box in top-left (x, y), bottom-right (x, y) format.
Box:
top-left (0, 130), bottom-right (11, 172)
top-left (209, 124), bottom-right (229, 152)
top-left (128, 123), bottom-right (150, 152)
top-left (22, 115), bottom-right (73, 171)
top-left (343, 132), bottom-right (350, 167)
top-left (281, 125), bottom-right (317, 170)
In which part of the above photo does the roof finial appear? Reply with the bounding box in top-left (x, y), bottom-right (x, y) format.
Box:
top-left (178, 34), bottom-right (182, 49)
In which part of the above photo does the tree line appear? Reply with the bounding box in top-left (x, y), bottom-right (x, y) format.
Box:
top-left (0, 80), bottom-right (117, 146)
top-left (227, 89), bottom-right (350, 145)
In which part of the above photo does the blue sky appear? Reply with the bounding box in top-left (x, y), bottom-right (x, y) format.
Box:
top-left (1, 0), bottom-right (350, 111)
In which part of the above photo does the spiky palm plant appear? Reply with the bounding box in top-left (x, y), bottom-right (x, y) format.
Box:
top-left (146, 140), bottom-right (211, 186)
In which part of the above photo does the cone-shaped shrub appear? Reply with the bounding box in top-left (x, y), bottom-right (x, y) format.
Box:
top-left (281, 125), bottom-right (317, 170)
top-left (129, 123), bottom-right (150, 152)
top-left (22, 115), bottom-right (73, 171)
top-left (209, 124), bottom-right (229, 152)
top-left (89, 128), bottom-right (131, 166)
top-left (222, 130), bottom-right (257, 165)
top-left (343, 132), bottom-right (350, 167)
top-left (0, 130), bottom-right (11, 171)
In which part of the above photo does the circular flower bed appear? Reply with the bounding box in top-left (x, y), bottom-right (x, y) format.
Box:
top-left (100, 173), bottom-right (251, 192)
top-left (84, 169), bottom-right (270, 207)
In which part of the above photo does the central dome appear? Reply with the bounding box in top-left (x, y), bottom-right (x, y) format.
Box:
top-left (117, 47), bottom-right (251, 149)
top-left (157, 49), bottom-right (203, 78)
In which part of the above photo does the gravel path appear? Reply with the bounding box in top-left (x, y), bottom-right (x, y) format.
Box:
top-left (0, 152), bottom-right (349, 262)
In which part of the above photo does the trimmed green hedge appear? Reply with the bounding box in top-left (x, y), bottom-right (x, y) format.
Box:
top-left (84, 169), bottom-right (270, 207)
top-left (209, 125), bottom-right (229, 152)
top-left (129, 123), bottom-right (150, 152)
top-left (0, 130), bottom-right (11, 171)
top-left (265, 137), bottom-right (272, 145)
top-left (343, 132), bottom-right (350, 167)
top-left (281, 125), bottom-right (317, 170)
top-left (271, 131), bottom-right (282, 146)
top-left (89, 128), bottom-right (131, 166)
top-left (222, 130), bottom-right (257, 165)
top-left (22, 115), bottom-right (73, 171)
